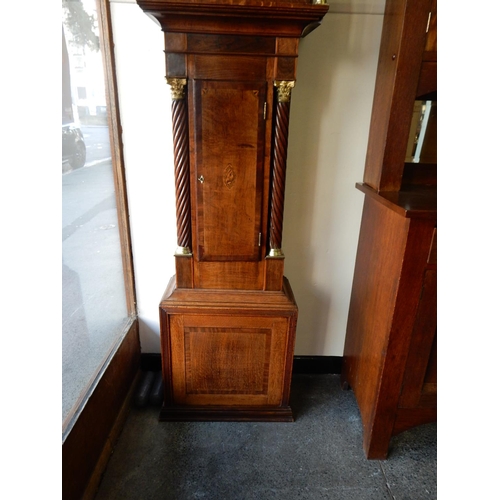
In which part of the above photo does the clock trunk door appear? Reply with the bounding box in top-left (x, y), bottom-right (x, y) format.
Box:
top-left (193, 79), bottom-right (266, 262)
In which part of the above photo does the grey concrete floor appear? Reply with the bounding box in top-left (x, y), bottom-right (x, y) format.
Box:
top-left (95, 374), bottom-right (436, 500)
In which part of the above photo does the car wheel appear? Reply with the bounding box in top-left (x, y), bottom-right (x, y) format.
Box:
top-left (71, 142), bottom-right (86, 169)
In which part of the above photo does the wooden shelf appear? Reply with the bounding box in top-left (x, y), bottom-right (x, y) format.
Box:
top-left (355, 183), bottom-right (436, 219)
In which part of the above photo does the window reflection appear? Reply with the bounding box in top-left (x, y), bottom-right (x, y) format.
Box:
top-left (405, 100), bottom-right (437, 164)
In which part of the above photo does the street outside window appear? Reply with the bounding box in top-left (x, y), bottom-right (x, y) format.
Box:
top-left (62, 0), bottom-right (130, 436)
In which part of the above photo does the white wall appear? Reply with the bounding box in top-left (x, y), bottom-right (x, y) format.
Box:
top-left (111, 0), bottom-right (177, 352)
top-left (284, 6), bottom-right (384, 355)
top-left (110, 0), bottom-right (384, 355)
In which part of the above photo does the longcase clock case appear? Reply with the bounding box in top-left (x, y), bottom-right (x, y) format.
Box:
top-left (137, 0), bottom-right (329, 421)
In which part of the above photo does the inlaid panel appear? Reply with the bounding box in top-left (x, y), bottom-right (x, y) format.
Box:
top-left (194, 79), bottom-right (266, 261)
top-left (185, 327), bottom-right (271, 395)
top-left (169, 314), bottom-right (289, 407)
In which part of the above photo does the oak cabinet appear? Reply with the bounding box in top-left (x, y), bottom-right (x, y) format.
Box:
top-left (342, 189), bottom-right (436, 458)
top-left (137, 0), bottom-right (329, 421)
top-left (341, 0), bottom-right (437, 459)
top-left (399, 267), bottom-right (437, 410)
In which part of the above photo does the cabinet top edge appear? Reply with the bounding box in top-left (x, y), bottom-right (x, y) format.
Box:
top-left (160, 277), bottom-right (298, 309)
top-left (137, 0), bottom-right (329, 38)
top-left (356, 183), bottom-right (437, 219)
top-left (137, 0), bottom-right (329, 20)
top-left (138, 0), bottom-right (329, 10)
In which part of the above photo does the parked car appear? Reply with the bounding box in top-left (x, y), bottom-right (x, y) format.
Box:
top-left (62, 123), bottom-right (86, 170)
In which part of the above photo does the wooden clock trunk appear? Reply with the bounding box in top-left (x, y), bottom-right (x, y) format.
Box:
top-left (137, 0), bottom-right (329, 421)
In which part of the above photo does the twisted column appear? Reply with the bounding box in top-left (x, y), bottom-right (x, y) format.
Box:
top-left (268, 81), bottom-right (295, 258)
top-left (166, 78), bottom-right (192, 256)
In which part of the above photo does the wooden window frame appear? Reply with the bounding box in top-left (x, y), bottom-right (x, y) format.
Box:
top-left (63, 1), bottom-right (140, 498)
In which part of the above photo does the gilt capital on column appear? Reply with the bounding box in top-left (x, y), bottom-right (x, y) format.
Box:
top-left (166, 78), bottom-right (187, 100)
top-left (274, 81), bottom-right (295, 103)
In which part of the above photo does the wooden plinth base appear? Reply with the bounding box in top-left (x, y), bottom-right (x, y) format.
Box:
top-left (159, 405), bottom-right (293, 422)
top-left (159, 276), bottom-right (298, 422)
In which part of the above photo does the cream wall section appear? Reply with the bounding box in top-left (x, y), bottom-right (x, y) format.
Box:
top-left (111, 0), bottom-right (177, 352)
top-left (284, 10), bottom-right (383, 356)
top-left (110, 0), bottom-right (384, 355)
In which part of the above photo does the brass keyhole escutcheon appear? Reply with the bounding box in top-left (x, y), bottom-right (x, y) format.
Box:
top-left (198, 175), bottom-right (204, 184)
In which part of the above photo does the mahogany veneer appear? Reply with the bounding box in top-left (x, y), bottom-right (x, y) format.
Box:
top-left (137, 0), bottom-right (328, 420)
top-left (159, 276), bottom-right (298, 421)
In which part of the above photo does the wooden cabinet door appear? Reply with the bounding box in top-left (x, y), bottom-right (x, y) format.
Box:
top-left (169, 313), bottom-right (290, 407)
top-left (193, 79), bottom-right (266, 262)
top-left (399, 268), bottom-right (437, 408)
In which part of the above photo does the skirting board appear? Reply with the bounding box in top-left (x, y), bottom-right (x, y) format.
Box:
top-left (141, 353), bottom-right (342, 374)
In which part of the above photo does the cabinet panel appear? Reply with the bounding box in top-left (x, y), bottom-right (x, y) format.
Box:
top-left (169, 314), bottom-right (288, 406)
top-left (185, 327), bottom-right (271, 395)
top-left (342, 193), bottom-right (437, 458)
top-left (187, 34), bottom-right (275, 55)
top-left (424, 0), bottom-right (437, 55)
top-left (399, 268), bottom-right (437, 408)
top-left (194, 79), bottom-right (266, 262)
top-left (194, 261), bottom-right (263, 290)
top-left (190, 55), bottom-right (266, 80)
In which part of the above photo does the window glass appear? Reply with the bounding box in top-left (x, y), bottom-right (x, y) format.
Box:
top-left (62, 0), bottom-right (129, 432)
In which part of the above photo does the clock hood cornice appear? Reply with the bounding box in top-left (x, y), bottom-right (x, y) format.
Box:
top-left (137, 0), bottom-right (329, 37)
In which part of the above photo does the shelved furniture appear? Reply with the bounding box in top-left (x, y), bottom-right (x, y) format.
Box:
top-left (136, 0), bottom-right (329, 421)
top-left (341, 0), bottom-right (437, 459)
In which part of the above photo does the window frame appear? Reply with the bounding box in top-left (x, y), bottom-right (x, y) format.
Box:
top-left (62, 0), bottom-right (137, 442)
